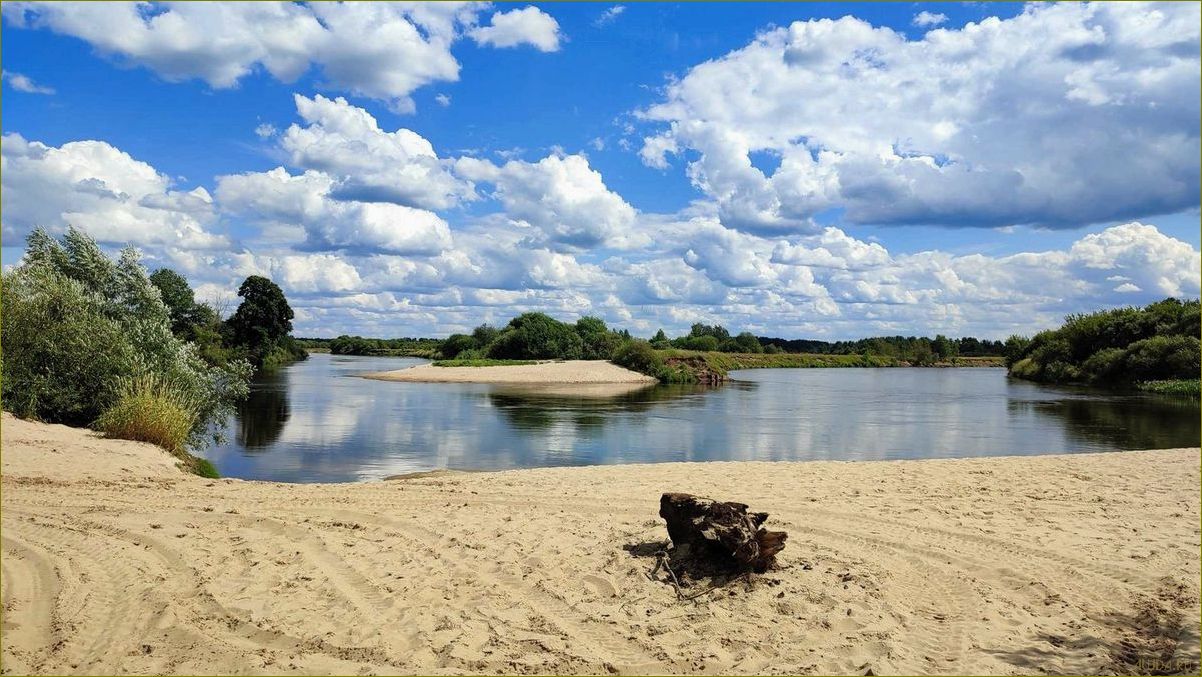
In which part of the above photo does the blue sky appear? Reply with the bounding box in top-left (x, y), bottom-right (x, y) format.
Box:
top-left (2, 2), bottom-right (1199, 339)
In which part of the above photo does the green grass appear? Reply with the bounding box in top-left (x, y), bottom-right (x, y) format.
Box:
top-left (94, 374), bottom-right (219, 478)
top-left (431, 359), bottom-right (539, 367)
top-left (659, 349), bottom-right (904, 375)
top-left (1136, 379), bottom-right (1200, 398)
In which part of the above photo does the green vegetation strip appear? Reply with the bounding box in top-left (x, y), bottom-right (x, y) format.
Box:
top-left (431, 359), bottom-right (539, 367)
top-left (1136, 379), bottom-right (1200, 398)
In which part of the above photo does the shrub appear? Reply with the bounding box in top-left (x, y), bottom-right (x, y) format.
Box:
top-left (488, 313), bottom-right (584, 360)
top-left (1123, 335), bottom-right (1200, 382)
top-left (611, 340), bottom-right (664, 377)
top-left (1081, 347), bottom-right (1127, 382)
top-left (1, 228), bottom-right (252, 448)
top-left (581, 331), bottom-right (625, 360)
top-left (95, 374), bottom-right (200, 454)
top-left (438, 333), bottom-right (479, 359)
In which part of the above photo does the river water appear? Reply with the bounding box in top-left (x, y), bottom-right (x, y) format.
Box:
top-left (200, 353), bottom-right (1200, 482)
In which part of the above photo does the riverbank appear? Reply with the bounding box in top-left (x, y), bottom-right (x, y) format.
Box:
top-left (3, 412), bottom-right (1198, 675)
top-left (364, 359), bottom-right (658, 384)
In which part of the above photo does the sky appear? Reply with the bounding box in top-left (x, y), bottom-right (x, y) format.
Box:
top-left (1, 1), bottom-right (1199, 340)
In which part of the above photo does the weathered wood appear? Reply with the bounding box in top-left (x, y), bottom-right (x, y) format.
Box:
top-left (659, 492), bottom-right (787, 572)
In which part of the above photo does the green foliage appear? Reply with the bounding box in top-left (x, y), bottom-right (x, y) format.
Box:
top-left (488, 312), bottom-right (584, 360)
top-left (734, 331), bottom-right (763, 353)
top-left (1004, 335), bottom-right (1031, 368)
top-left (1006, 298), bottom-right (1200, 385)
top-left (303, 336), bottom-right (439, 357)
top-left (1136, 379), bottom-right (1201, 398)
top-left (1, 228), bottom-right (251, 450)
top-left (226, 275), bottom-right (304, 370)
top-left (611, 340), bottom-right (664, 377)
top-left (439, 333), bottom-right (479, 359)
top-left (191, 458), bottom-right (221, 479)
top-left (432, 359), bottom-right (538, 367)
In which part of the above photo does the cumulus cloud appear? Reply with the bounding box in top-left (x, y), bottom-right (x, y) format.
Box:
top-left (215, 167), bottom-right (452, 255)
top-left (469, 6), bottom-right (562, 52)
top-left (455, 153), bottom-right (637, 249)
top-left (1, 69), bottom-right (54, 94)
top-left (912, 11), bottom-right (947, 28)
top-left (280, 94), bottom-right (470, 210)
top-left (0, 132), bottom-right (226, 248)
top-left (0, 2), bottom-right (556, 112)
top-left (639, 2), bottom-right (1201, 233)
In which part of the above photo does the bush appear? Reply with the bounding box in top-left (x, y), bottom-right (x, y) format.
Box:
top-left (1, 228), bottom-right (252, 448)
top-left (611, 340), bottom-right (664, 377)
top-left (1123, 335), bottom-right (1200, 382)
top-left (488, 313), bottom-right (584, 360)
top-left (95, 374), bottom-right (200, 454)
top-left (1006, 298), bottom-right (1200, 385)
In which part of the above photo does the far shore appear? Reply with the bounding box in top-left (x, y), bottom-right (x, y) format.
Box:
top-left (362, 359), bottom-right (658, 384)
top-left (2, 411), bottom-right (1198, 675)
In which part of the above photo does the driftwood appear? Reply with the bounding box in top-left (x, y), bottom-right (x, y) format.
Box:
top-left (659, 492), bottom-right (787, 573)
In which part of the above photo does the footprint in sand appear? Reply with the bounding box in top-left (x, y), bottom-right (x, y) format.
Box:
top-left (582, 574), bottom-right (618, 598)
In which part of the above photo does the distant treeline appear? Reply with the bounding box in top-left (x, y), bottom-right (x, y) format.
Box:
top-left (296, 336), bottom-right (440, 357)
top-left (1005, 297), bottom-right (1199, 393)
top-left (757, 335), bottom-right (1005, 361)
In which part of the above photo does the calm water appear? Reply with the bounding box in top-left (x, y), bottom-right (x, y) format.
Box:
top-left (202, 353), bottom-right (1201, 483)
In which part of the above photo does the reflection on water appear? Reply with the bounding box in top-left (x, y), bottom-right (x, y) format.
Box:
top-left (1012, 395), bottom-right (1200, 451)
top-left (235, 370), bottom-right (290, 449)
top-left (201, 353), bottom-right (1200, 483)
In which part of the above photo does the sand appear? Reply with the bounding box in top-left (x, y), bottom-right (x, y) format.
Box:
top-left (2, 412), bottom-right (1199, 676)
top-left (363, 360), bottom-right (658, 384)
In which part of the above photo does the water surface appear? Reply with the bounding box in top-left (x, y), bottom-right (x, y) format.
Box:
top-left (202, 353), bottom-right (1200, 482)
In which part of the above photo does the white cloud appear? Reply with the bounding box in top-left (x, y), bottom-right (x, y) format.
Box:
top-left (912, 11), bottom-right (948, 28)
top-left (0, 132), bottom-right (226, 249)
top-left (455, 153), bottom-right (637, 249)
top-left (254, 123), bottom-right (277, 139)
top-left (639, 2), bottom-right (1201, 233)
top-left (469, 6), bottom-right (562, 52)
top-left (594, 6), bottom-right (626, 28)
top-left (215, 167), bottom-right (452, 255)
top-left (435, 93), bottom-right (452, 107)
top-left (1, 70), bottom-right (54, 94)
top-left (280, 94), bottom-right (469, 211)
top-left (0, 2), bottom-right (548, 112)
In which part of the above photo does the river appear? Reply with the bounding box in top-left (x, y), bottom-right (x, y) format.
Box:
top-left (200, 353), bottom-right (1200, 482)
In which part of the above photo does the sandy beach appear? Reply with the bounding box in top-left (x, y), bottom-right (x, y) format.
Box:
top-left (363, 360), bottom-right (658, 384)
top-left (1, 411), bottom-right (1198, 675)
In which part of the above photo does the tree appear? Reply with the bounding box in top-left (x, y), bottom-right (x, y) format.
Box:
top-left (734, 331), bottom-right (764, 353)
top-left (227, 276), bottom-right (294, 349)
top-left (226, 276), bottom-right (302, 369)
top-left (932, 334), bottom-right (957, 360)
top-left (149, 268), bottom-right (205, 337)
top-left (488, 312), bottom-right (583, 360)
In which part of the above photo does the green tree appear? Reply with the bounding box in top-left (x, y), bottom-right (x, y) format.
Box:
top-left (226, 276), bottom-right (303, 369)
top-left (488, 312), bottom-right (584, 360)
top-left (149, 268), bottom-right (204, 337)
top-left (734, 331), bottom-right (764, 353)
top-left (932, 334), bottom-right (957, 360)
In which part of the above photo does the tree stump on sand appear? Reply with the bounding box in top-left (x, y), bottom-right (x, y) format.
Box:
top-left (659, 492), bottom-right (787, 572)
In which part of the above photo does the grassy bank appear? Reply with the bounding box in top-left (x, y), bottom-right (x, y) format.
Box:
top-left (1136, 379), bottom-right (1201, 398)
top-left (432, 359), bottom-right (539, 367)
